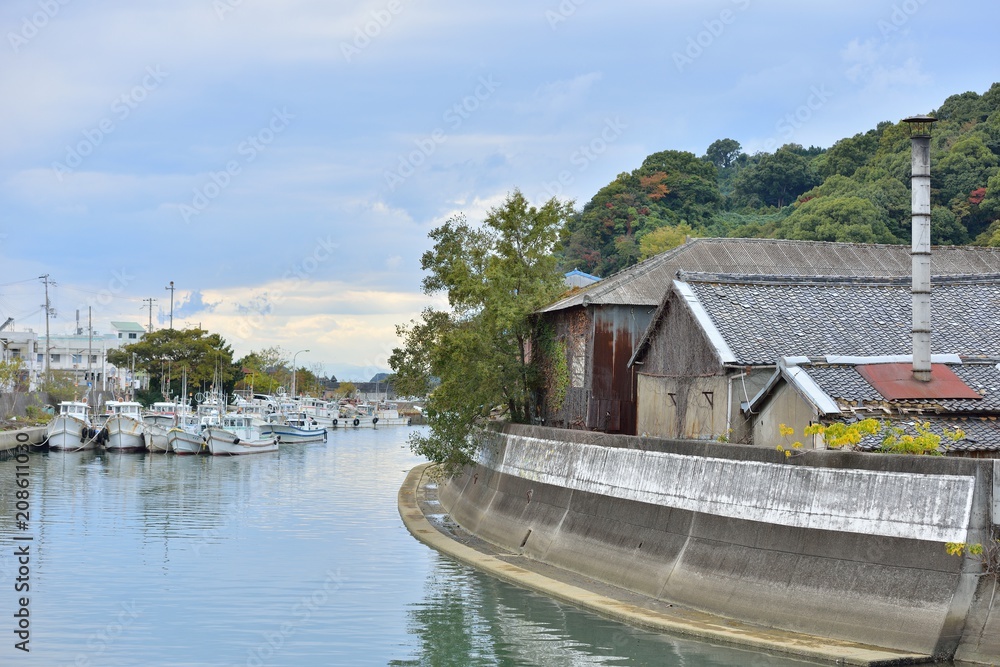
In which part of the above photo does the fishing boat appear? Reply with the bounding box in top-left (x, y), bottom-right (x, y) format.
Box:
top-left (259, 412), bottom-right (327, 444)
top-left (103, 401), bottom-right (148, 452)
top-left (143, 402), bottom-right (183, 453)
top-left (204, 414), bottom-right (278, 455)
top-left (170, 404), bottom-right (223, 455)
top-left (47, 401), bottom-right (101, 450)
top-left (168, 417), bottom-right (206, 455)
top-left (329, 401), bottom-right (409, 428)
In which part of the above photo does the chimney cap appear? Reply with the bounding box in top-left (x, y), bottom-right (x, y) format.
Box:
top-left (902, 115), bottom-right (938, 137)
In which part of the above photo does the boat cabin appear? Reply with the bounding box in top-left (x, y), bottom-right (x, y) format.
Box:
top-left (222, 415), bottom-right (255, 430)
top-left (104, 401), bottom-right (144, 419)
top-left (58, 401), bottom-right (90, 419)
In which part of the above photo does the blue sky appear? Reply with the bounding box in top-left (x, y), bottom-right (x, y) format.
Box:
top-left (0, 0), bottom-right (997, 381)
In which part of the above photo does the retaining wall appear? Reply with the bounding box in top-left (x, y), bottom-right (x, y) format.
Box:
top-left (439, 424), bottom-right (998, 661)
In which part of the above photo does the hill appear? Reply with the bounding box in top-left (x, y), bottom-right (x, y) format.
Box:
top-left (557, 83), bottom-right (1000, 277)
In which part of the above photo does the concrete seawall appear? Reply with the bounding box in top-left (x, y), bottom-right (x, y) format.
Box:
top-left (0, 426), bottom-right (46, 460)
top-left (438, 425), bottom-right (999, 663)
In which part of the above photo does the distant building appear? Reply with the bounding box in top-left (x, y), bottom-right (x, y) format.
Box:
top-left (564, 269), bottom-right (600, 289)
top-left (0, 320), bottom-right (145, 393)
top-left (111, 321), bottom-right (147, 342)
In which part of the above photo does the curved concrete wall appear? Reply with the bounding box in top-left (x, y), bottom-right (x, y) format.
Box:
top-left (440, 425), bottom-right (996, 659)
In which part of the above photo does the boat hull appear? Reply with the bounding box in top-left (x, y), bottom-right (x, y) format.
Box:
top-left (145, 423), bottom-right (173, 452)
top-left (47, 416), bottom-right (100, 451)
top-left (105, 416), bottom-right (147, 452)
top-left (168, 428), bottom-right (206, 455)
top-left (204, 427), bottom-right (278, 455)
top-left (329, 415), bottom-right (410, 428)
top-left (259, 424), bottom-right (327, 444)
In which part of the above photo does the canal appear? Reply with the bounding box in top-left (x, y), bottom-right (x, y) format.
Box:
top-left (0, 426), bottom-right (829, 666)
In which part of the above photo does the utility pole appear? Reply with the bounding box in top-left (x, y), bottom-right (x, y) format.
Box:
top-left (87, 307), bottom-right (93, 408)
top-left (143, 297), bottom-right (157, 333)
top-left (165, 281), bottom-right (175, 329)
top-left (38, 274), bottom-right (53, 379)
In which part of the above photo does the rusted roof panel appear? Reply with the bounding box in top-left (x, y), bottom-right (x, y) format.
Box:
top-left (857, 363), bottom-right (983, 400)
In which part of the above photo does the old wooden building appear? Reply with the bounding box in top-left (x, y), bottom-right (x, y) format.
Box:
top-left (629, 272), bottom-right (1000, 453)
top-left (539, 238), bottom-right (1000, 435)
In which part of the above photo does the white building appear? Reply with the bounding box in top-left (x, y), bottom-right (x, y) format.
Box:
top-left (0, 320), bottom-right (146, 393)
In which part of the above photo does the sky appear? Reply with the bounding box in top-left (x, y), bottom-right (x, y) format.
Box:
top-left (0, 0), bottom-right (997, 381)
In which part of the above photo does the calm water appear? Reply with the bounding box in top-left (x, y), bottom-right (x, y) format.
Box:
top-left (0, 426), bottom-right (823, 666)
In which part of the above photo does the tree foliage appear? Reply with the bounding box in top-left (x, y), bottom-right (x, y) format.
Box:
top-left (733, 145), bottom-right (820, 208)
top-left (107, 328), bottom-right (239, 399)
top-left (555, 82), bottom-right (1000, 272)
top-left (558, 150), bottom-right (721, 276)
top-left (391, 190), bottom-right (571, 474)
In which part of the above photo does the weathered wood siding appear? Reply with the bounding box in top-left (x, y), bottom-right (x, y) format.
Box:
top-left (634, 297), bottom-right (730, 439)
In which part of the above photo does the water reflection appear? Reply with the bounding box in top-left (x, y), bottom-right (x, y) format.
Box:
top-left (0, 431), bottom-right (847, 666)
top-left (392, 556), bottom-right (822, 667)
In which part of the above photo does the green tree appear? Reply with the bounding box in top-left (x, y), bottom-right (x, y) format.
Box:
top-left (558, 150), bottom-right (721, 276)
top-left (333, 381), bottom-right (356, 399)
top-left (816, 129), bottom-right (880, 179)
top-left (704, 138), bottom-right (743, 170)
top-left (638, 223), bottom-right (695, 259)
top-left (775, 196), bottom-right (896, 243)
top-left (237, 346), bottom-right (288, 394)
top-left (107, 328), bottom-right (238, 399)
top-left (733, 146), bottom-right (820, 208)
top-left (0, 357), bottom-right (28, 419)
top-left (391, 190), bottom-right (571, 474)
top-left (40, 370), bottom-right (79, 404)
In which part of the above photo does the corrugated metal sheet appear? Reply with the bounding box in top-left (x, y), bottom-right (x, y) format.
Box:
top-left (857, 363), bottom-right (984, 401)
top-left (585, 309), bottom-right (638, 433)
top-left (542, 238), bottom-right (1000, 312)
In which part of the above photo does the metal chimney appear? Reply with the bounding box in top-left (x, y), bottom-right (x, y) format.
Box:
top-left (903, 115), bottom-right (937, 382)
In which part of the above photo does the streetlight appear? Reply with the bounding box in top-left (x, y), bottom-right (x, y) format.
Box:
top-left (291, 349), bottom-right (310, 398)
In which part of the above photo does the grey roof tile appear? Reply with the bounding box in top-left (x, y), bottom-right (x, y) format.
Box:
top-left (543, 238), bottom-right (1000, 312)
top-left (853, 417), bottom-right (1000, 453)
top-left (682, 275), bottom-right (1000, 365)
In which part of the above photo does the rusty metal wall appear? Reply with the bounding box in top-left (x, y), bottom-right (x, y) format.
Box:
top-left (585, 306), bottom-right (653, 434)
top-left (540, 305), bottom-right (653, 434)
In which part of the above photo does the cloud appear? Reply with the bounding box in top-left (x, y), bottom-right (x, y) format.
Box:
top-left (842, 38), bottom-right (931, 91)
top-left (535, 72), bottom-right (602, 111)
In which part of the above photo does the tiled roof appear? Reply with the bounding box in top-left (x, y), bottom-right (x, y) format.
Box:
top-left (680, 274), bottom-right (1000, 365)
top-left (542, 238), bottom-right (1000, 312)
top-left (806, 363), bottom-right (1000, 413)
top-left (853, 417), bottom-right (1000, 453)
top-left (758, 359), bottom-right (1000, 452)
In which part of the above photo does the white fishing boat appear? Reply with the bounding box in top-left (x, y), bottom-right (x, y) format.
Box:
top-left (168, 420), bottom-right (206, 455)
top-left (143, 402), bottom-right (183, 453)
top-left (204, 414), bottom-right (278, 455)
top-left (103, 401), bottom-right (148, 452)
top-left (47, 401), bottom-right (101, 451)
top-left (329, 401), bottom-right (409, 428)
top-left (170, 406), bottom-right (222, 455)
top-left (372, 403), bottom-right (411, 427)
top-left (144, 422), bottom-right (172, 452)
top-left (259, 412), bottom-right (327, 444)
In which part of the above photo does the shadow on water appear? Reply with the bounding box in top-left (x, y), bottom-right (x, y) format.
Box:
top-left (390, 556), bottom-right (825, 667)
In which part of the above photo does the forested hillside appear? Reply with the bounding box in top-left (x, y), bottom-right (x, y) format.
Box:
top-left (557, 83), bottom-right (1000, 278)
